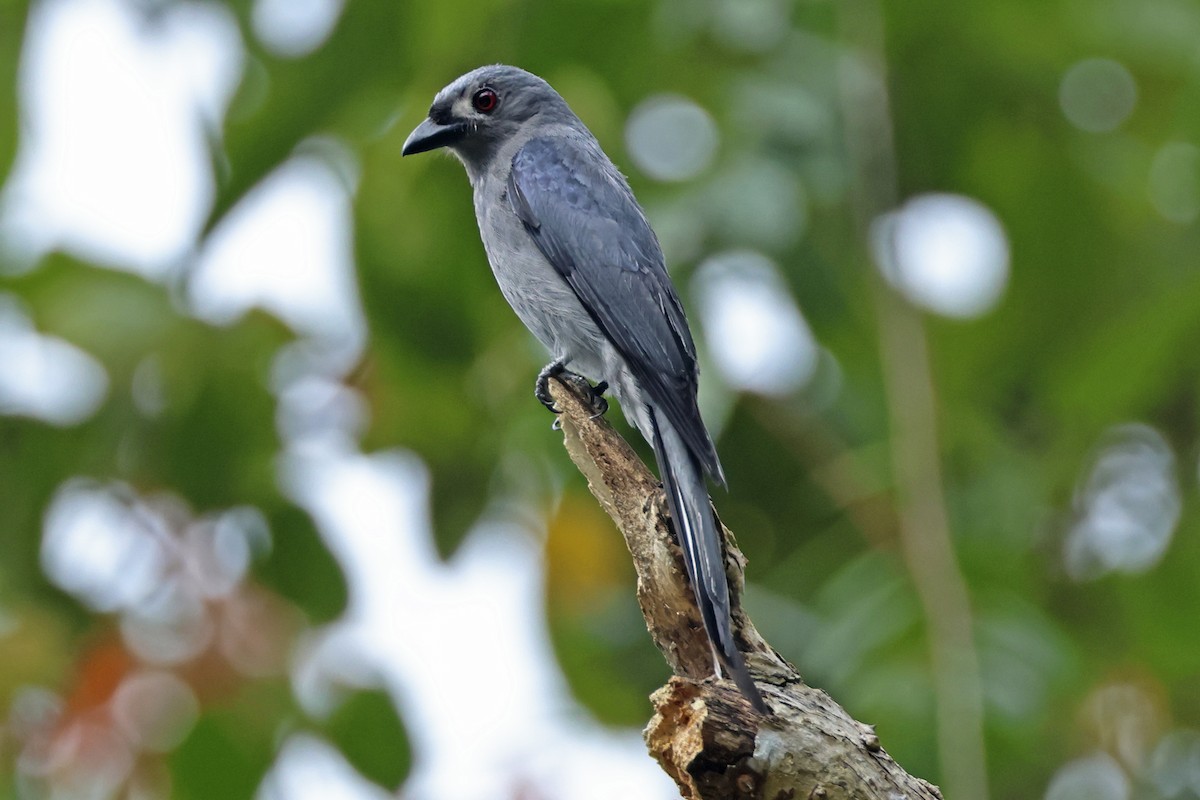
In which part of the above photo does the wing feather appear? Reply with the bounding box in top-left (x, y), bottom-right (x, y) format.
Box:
top-left (508, 136), bottom-right (722, 482)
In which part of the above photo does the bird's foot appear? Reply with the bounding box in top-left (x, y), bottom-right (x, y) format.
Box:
top-left (582, 378), bottom-right (610, 419)
top-left (535, 361), bottom-right (609, 419)
top-left (558, 372), bottom-right (609, 418)
top-left (535, 359), bottom-right (568, 413)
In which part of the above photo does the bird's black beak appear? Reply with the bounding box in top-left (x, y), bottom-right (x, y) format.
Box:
top-left (402, 117), bottom-right (466, 156)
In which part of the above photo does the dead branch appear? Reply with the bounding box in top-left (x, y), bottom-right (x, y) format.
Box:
top-left (548, 376), bottom-right (943, 800)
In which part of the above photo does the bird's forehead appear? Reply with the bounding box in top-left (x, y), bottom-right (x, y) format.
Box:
top-left (434, 74), bottom-right (476, 103)
top-left (432, 65), bottom-right (542, 103)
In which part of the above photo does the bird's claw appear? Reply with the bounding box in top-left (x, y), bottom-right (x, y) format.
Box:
top-left (534, 361), bottom-right (609, 419)
top-left (588, 394), bottom-right (609, 419)
top-left (589, 381), bottom-right (610, 419)
top-left (557, 372), bottom-right (609, 418)
top-left (535, 359), bottom-right (567, 413)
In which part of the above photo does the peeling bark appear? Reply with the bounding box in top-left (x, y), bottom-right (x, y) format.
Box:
top-left (548, 377), bottom-right (943, 800)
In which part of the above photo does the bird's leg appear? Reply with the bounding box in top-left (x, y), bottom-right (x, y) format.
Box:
top-left (534, 359), bottom-right (609, 418)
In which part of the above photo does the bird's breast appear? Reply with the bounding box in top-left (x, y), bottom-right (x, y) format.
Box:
top-left (472, 179), bottom-right (610, 375)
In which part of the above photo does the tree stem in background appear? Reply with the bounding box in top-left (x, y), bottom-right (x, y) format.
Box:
top-left (836, 2), bottom-right (990, 797)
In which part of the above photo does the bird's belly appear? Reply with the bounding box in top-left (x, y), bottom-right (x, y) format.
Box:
top-left (477, 202), bottom-right (613, 380)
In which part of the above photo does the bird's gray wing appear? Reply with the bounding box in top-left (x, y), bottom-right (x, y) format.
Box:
top-left (507, 135), bottom-right (722, 482)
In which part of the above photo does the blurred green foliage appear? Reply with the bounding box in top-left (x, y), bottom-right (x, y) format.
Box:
top-left (2, 0), bottom-right (1199, 798)
top-left (324, 687), bottom-right (411, 790)
top-left (172, 683), bottom-right (294, 800)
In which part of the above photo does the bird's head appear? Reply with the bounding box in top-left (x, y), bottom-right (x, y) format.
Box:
top-left (402, 65), bottom-right (571, 177)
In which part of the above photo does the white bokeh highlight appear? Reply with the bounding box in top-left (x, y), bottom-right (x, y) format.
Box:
top-left (1149, 730), bottom-right (1200, 797)
top-left (1148, 142), bottom-right (1200, 225)
top-left (709, 0), bottom-right (790, 53)
top-left (111, 670), bottom-right (200, 754)
top-left (282, 449), bottom-right (675, 800)
top-left (252, 0), bottom-right (345, 58)
top-left (693, 250), bottom-right (817, 396)
top-left (1064, 424), bottom-right (1180, 581)
top-left (872, 193), bottom-right (1010, 319)
top-left (1059, 58), bottom-right (1138, 134)
top-left (0, 0), bottom-right (242, 274)
top-left (41, 482), bottom-right (167, 614)
top-left (706, 157), bottom-right (808, 250)
top-left (1044, 752), bottom-right (1130, 800)
top-left (625, 94), bottom-right (719, 182)
top-left (259, 735), bottom-right (391, 800)
top-left (0, 295), bottom-right (108, 425)
top-left (189, 150), bottom-right (366, 371)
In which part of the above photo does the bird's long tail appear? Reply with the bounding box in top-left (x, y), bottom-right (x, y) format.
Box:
top-left (648, 408), bottom-right (766, 713)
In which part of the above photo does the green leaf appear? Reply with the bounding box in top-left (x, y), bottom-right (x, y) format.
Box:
top-left (0, 0), bottom-right (28, 187)
top-left (321, 688), bottom-right (410, 790)
top-left (548, 609), bottom-right (662, 726)
top-left (255, 505), bottom-right (348, 624)
top-left (172, 712), bottom-right (277, 800)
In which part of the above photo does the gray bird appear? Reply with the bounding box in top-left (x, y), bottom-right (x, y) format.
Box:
top-left (402, 64), bottom-right (765, 712)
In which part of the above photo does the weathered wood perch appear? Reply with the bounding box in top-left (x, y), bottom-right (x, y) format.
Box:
top-left (548, 375), bottom-right (943, 800)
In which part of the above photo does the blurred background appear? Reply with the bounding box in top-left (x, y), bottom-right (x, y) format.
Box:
top-left (1, 0), bottom-right (1198, 798)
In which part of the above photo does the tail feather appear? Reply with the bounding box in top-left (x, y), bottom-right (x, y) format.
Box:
top-left (648, 407), bottom-right (767, 713)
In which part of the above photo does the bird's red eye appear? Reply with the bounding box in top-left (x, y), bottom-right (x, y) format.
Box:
top-left (472, 88), bottom-right (498, 114)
